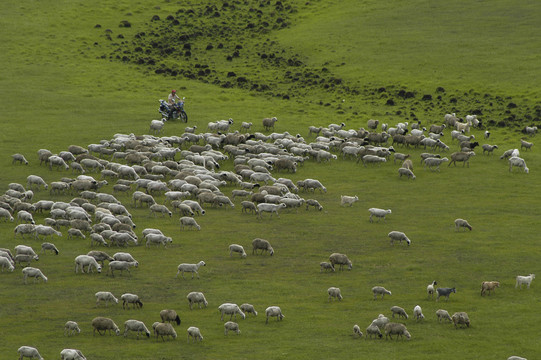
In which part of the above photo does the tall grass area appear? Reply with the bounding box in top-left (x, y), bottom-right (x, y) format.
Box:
top-left (1, 0), bottom-right (539, 359)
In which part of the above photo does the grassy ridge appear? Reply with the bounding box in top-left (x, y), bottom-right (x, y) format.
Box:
top-left (1, 0), bottom-right (540, 359)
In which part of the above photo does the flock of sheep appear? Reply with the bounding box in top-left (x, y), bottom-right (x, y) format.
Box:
top-left (4, 113), bottom-right (535, 360)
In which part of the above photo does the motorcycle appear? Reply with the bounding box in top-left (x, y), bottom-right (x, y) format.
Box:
top-left (159, 98), bottom-right (188, 122)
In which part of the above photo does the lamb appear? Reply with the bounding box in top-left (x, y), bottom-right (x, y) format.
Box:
top-left (240, 303), bottom-right (258, 317)
top-left (427, 280), bottom-right (437, 299)
top-left (12, 153), bottom-right (29, 165)
top-left (124, 319), bottom-right (151, 339)
top-left (218, 303), bottom-right (246, 321)
top-left (92, 316), bottom-right (120, 336)
top-left (74, 255), bottom-right (102, 273)
top-left (515, 274), bottom-right (535, 289)
top-left (368, 208), bottom-right (392, 222)
top-left (436, 287), bottom-right (456, 301)
top-left (95, 291), bottom-right (118, 307)
top-left (121, 293), bottom-right (143, 309)
top-left (26, 175), bottom-right (48, 190)
top-left (64, 321), bottom-right (81, 336)
top-left (509, 156), bottom-right (529, 173)
top-left (372, 286), bottom-right (392, 300)
top-left (224, 321), bottom-right (240, 335)
top-left (22, 267), bottom-right (48, 284)
top-left (176, 260), bottom-right (206, 279)
top-left (187, 326), bottom-right (203, 342)
top-left (187, 291), bottom-right (209, 310)
top-left (436, 309), bottom-right (452, 323)
top-left (329, 252), bottom-right (352, 270)
top-left (327, 287), bottom-right (343, 301)
top-left (0, 256), bottom-right (14, 272)
top-left (150, 118), bottom-right (167, 134)
top-left (413, 305), bottom-right (425, 320)
top-left (154, 322), bottom-right (177, 341)
top-left (308, 125), bottom-right (323, 136)
top-left (180, 216), bottom-right (201, 230)
top-left (257, 203), bottom-right (287, 218)
top-left (365, 322), bottom-right (383, 339)
top-left (240, 121), bottom-right (252, 131)
top-left (60, 349), bottom-right (86, 360)
top-left (229, 244), bottom-right (247, 258)
top-left (390, 306), bottom-right (408, 319)
top-left (481, 281), bottom-right (500, 296)
top-left (448, 151), bottom-right (475, 167)
top-left (482, 144), bottom-right (498, 155)
top-left (455, 218), bottom-right (472, 231)
top-left (384, 322), bottom-right (411, 340)
top-left (340, 195), bottom-right (359, 207)
top-left (145, 233), bottom-right (172, 247)
top-left (252, 238), bottom-right (274, 256)
top-left (352, 324), bottom-right (364, 338)
top-left (265, 306), bottom-right (284, 324)
top-left (398, 167), bottom-right (416, 179)
top-left (423, 157), bottom-right (449, 171)
top-left (320, 261), bottom-right (335, 272)
top-left (160, 309), bottom-right (181, 325)
top-left (452, 312), bottom-right (470, 328)
top-left (17, 346), bottom-right (44, 360)
top-left (387, 231), bottom-right (411, 246)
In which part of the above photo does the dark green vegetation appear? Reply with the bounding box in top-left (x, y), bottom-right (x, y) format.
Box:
top-left (1, 0), bottom-right (540, 359)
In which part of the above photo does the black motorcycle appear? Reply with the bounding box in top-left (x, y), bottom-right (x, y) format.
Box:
top-left (159, 99), bottom-right (188, 122)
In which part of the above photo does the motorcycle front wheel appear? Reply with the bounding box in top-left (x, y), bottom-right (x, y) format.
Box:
top-left (180, 110), bottom-right (188, 123)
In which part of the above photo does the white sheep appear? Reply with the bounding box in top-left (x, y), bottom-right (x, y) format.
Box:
top-left (328, 287), bottom-right (343, 301)
top-left (187, 292), bottom-right (209, 310)
top-left (12, 153), bottom-right (29, 165)
top-left (17, 346), bottom-right (44, 360)
top-left (390, 306), bottom-right (408, 319)
top-left (265, 306), bottom-right (284, 324)
top-left (124, 319), bottom-right (151, 339)
top-left (509, 156), bottom-right (529, 173)
top-left (262, 116), bottom-right (278, 131)
top-left (35, 226), bottom-right (62, 241)
top-left (22, 267), bottom-right (47, 284)
top-left (26, 175), bottom-right (48, 190)
top-left (413, 305), bottom-right (425, 320)
top-left (218, 303), bottom-right (246, 321)
top-left (95, 291), bottom-right (119, 307)
top-left (452, 312), bottom-right (470, 328)
top-left (60, 349), bottom-right (86, 360)
top-left (340, 195), bottom-right (359, 207)
top-left (384, 322), bottom-right (411, 340)
top-left (187, 326), bottom-right (203, 342)
top-left (16, 210), bottom-right (35, 225)
top-left (180, 216), bottom-right (201, 230)
top-left (252, 238), bottom-right (274, 256)
top-left (229, 244), bottom-right (247, 258)
top-left (64, 321), bottom-right (81, 336)
top-left (436, 309), bottom-right (452, 323)
top-left (387, 231), bottom-right (411, 246)
top-left (150, 118), bottom-right (167, 134)
top-left (353, 324), bottom-right (363, 338)
top-left (423, 157), bottom-right (449, 171)
top-left (515, 274), bottom-right (535, 289)
top-left (320, 261), bottom-right (335, 272)
top-left (160, 309), bottom-right (181, 325)
top-left (362, 154), bottom-right (387, 166)
top-left (92, 316), bottom-right (120, 336)
top-left (155, 322), bottom-right (177, 341)
top-left (176, 260), bottom-right (206, 279)
top-left (368, 208), bottom-right (392, 222)
top-left (108, 260), bottom-right (138, 277)
top-left (224, 321), bottom-right (240, 335)
top-left (240, 303), bottom-right (258, 317)
top-left (121, 293), bottom-right (143, 309)
top-left (0, 208), bottom-right (14, 222)
top-left (329, 253), bottom-right (352, 270)
top-left (372, 286), bottom-right (392, 300)
top-left (145, 233), bottom-right (172, 247)
top-left (427, 280), bottom-right (437, 299)
top-left (365, 322), bottom-right (383, 339)
top-left (149, 203), bottom-right (172, 217)
top-left (257, 203), bottom-right (287, 218)
top-left (522, 125), bottom-right (537, 136)
top-left (74, 255), bottom-right (102, 274)
top-left (455, 218), bottom-right (472, 231)
top-left (481, 144), bottom-right (498, 155)
top-left (398, 167), bottom-right (416, 179)
top-left (0, 256), bottom-right (15, 272)
top-left (15, 245), bottom-right (39, 259)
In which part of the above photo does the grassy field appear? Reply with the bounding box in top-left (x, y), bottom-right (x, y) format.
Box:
top-left (1, 0), bottom-right (540, 359)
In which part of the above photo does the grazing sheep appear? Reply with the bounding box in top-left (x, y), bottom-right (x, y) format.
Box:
top-left (95, 291), bottom-right (119, 307)
top-left (436, 287), bottom-right (456, 301)
top-left (423, 157), bottom-right (449, 171)
top-left (482, 144), bottom-right (498, 155)
top-left (305, 199), bottom-right (323, 211)
top-left (340, 195), bottom-right (359, 207)
top-left (507, 357), bottom-right (527, 360)
top-left (320, 261), bottom-right (335, 272)
top-left (398, 167), bottom-right (416, 179)
top-left (60, 349), bottom-right (86, 360)
top-left (12, 153), bottom-right (29, 165)
top-left (329, 252), bottom-right (352, 270)
top-left (516, 274), bottom-right (535, 289)
top-left (22, 267), bottom-right (47, 284)
top-left (448, 151), bottom-right (475, 167)
top-left (68, 228), bottom-right (86, 240)
top-left (413, 305), bottom-right (425, 320)
top-left (14, 254), bottom-right (38, 267)
top-left (0, 256), bottom-right (14, 272)
top-left (241, 201), bottom-right (258, 214)
top-left (366, 322), bottom-right (383, 339)
top-left (500, 148), bottom-right (520, 160)
top-left (74, 255), bottom-right (102, 274)
top-left (35, 226), bottom-right (62, 241)
top-left (436, 309), bottom-right (452, 323)
top-left (387, 231), bottom-right (411, 246)
top-left (108, 260), bottom-right (138, 277)
top-left (17, 210), bottom-right (35, 225)
top-left (92, 316), bottom-right (120, 336)
top-left (372, 286), bottom-right (392, 300)
top-left (124, 319), bottom-right (151, 339)
top-left (121, 293), bottom-right (143, 309)
top-left (455, 218), bottom-right (472, 231)
top-left (0, 208), bottom-right (14, 222)
top-left (229, 244), bottom-right (247, 258)
top-left (180, 216), bottom-right (201, 230)
top-left (160, 309), bottom-right (182, 325)
top-left (26, 175), bottom-right (48, 190)
top-left (187, 292), bottom-right (208, 310)
top-left (240, 303), bottom-right (258, 317)
top-left (218, 303), bottom-right (246, 321)
top-left (265, 306), bottom-right (284, 324)
top-left (176, 261), bottom-right (206, 279)
top-left (427, 281), bottom-right (437, 299)
top-left (17, 346), bottom-right (44, 360)
top-left (509, 156), bottom-right (529, 173)
top-left (149, 204), bottom-right (172, 217)
top-left (252, 238), bottom-right (274, 256)
top-left (368, 208), bottom-right (392, 222)
top-left (481, 281), bottom-right (500, 296)
top-left (328, 287), bottom-right (343, 301)
top-left (390, 306), bottom-right (408, 319)
top-left (64, 321), bottom-right (81, 336)
top-left (145, 233), bottom-right (172, 248)
top-left (155, 322), bottom-right (177, 341)
top-left (187, 326), bottom-right (203, 342)
top-left (352, 324), bottom-right (363, 338)
top-left (452, 312), bottom-right (470, 328)
top-left (362, 154), bottom-right (387, 166)
top-left (257, 203), bottom-right (287, 218)
top-left (224, 321), bottom-right (240, 335)
top-left (384, 322), bottom-right (411, 340)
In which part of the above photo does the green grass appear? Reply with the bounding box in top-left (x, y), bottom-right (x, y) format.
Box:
top-left (1, 0), bottom-right (540, 359)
